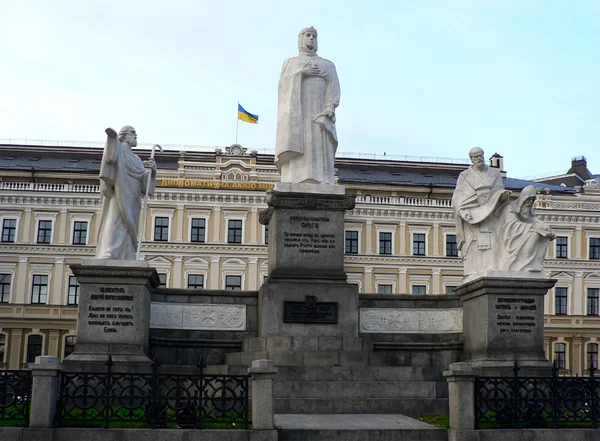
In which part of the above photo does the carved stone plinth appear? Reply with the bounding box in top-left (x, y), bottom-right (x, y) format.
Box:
top-left (454, 274), bottom-right (556, 371)
top-left (64, 262), bottom-right (159, 371)
top-left (258, 190), bottom-right (358, 339)
top-left (259, 190), bottom-right (355, 281)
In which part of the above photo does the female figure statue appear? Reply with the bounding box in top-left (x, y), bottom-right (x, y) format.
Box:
top-left (275, 27), bottom-right (341, 184)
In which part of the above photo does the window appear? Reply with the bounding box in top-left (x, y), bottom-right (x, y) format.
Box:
top-left (587, 288), bottom-right (599, 316)
top-left (379, 232), bottom-right (392, 254)
top-left (26, 335), bottom-right (43, 363)
top-left (445, 286), bottom-right (456, 295)
top-left (377, 284), bottom-right (393, 294)
top-left (72, 221), bottom-right (88, 245)
top-left (228, 220), bottom-right (242, 244)
top-left (64, 336), bottom-right (76, 358)
top-left (588, 343), bottom-right (599, 370)
top-left (413, 233), bottom-right (426, 256)
top-left (37, 220), bottom-right (52, 244)
top-left (446, 234), bottom-right (458, 257)
top-left (67, 276), bottom-right (79, 305)
top-left (0, 334), bottom-right (6, 363)
top-left (225, 275), bottom-right (242, 290)
top-left (31, 275), bottom-right (48, 304)
top-left (590, 238), bottom-right (600, 260)
top-left (0, 274), bottom-right (11, 303)
top-left (158, 273), bottom-right (167, 288)
top-left (554, 343), bottom-right (566, 369)
top-left (190, 218), bottom-right (206, 243)
top-left (345, 231), bottom-right (358, 254)
top-left (555, 287), bottom-right (568, 315)
top-left (187, 274), bottom-right (204, 290)
top-left (556, 236), bottom-right (568, 258)
top-left (412, 285), bottom-right (426, 295)
top-left (264, 225), bottom-right (269, 245)
top-left (2, 219), bottom-right (17, 243)
top-left (154, 217), bottom-right (169, 241)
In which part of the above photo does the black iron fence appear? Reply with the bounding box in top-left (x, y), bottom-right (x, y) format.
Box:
top-left (0, 370), bottom-right (32, 427)
top-left (55, 356), bottom-right (250, 429)
top-left (475, 362), bottom-right (600, 429)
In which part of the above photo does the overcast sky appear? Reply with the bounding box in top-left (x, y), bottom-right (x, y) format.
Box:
top-left (1, 0), bottom-right (598, 179)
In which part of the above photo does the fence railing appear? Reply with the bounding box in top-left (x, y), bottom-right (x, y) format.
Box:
top-left (0, 181), bottom-right (100, 193)
top-left (55, 356), bottom-right (250, 429)
top-left (0, 370), bottom-right (32, 427)
top-left (475, 362), bottom-right (599, 429)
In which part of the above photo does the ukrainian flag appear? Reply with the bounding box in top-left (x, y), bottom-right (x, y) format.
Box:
top-left (238, 104), bottom-right (259, 124)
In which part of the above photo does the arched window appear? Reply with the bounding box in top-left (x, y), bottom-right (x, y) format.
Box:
top-left (26, 334), bottom-right (43, 363)
top-left (588, 343), bottom-right (599, 370)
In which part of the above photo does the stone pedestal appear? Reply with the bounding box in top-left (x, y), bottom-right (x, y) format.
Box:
top-left (248, 359), bottom-right (278, 429)
top-left (258, 189), bottom-right (358, 339)
top-left (28, 356), bottom-right (62, 428)
top-left (454, 273), bottom-right (556, 372)
top-left (64, 260), bottom-right (159, 370)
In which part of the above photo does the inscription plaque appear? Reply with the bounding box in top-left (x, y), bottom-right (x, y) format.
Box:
top-left (283, 297), bottom-right (338, 324)
top-left (494, 296), bottom-right (538, 335)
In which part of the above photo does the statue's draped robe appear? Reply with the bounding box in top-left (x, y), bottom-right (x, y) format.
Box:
top-left (275, 52), bottom-right (340, 184)
top-left (498, 186), bottom-right (552, 272)
top-left (452, 166), bottom-right (507, 278)
top-left (95, 137), bottom-right (151, 260)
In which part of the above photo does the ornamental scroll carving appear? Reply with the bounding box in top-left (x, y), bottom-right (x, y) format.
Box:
top-left (359, 308), bottom-right (463, 334)
top-left (265, 191), bottom-right (355, 211)
top-left (150, 303), bottom-right (246, 331)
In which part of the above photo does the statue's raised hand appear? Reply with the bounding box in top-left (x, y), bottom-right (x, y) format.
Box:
top-left (105, 128), bottom-right (117, 138)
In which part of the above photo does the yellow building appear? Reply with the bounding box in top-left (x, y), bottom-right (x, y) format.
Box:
top-left (0, 142), bottom-right (599, 373)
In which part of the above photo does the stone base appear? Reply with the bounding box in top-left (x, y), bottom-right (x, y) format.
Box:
top-left (259, 280), bottom-right (359, 338)
top-left (81, 259), bottom-right (149, 267)
top-left (260, 190), bottom-right (355, 281)
top-left (65, 263), bottom-right (159, 371)
top-left (274, 182), bottom-right (345, 195)
top-left (455, 275), bottom-right (556, 368)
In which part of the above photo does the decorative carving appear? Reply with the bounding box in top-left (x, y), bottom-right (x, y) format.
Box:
top-left (150, 303), bottom-right (246, 331)
top-left (359, 308), bottom-right (463, 334)
top-left (258, 207), bottom-right (275, 225)
top-left (266, 191), bottom-right (355, 211)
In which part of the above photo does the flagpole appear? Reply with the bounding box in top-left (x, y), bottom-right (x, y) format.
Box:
top-left (236, 101), bottom-right (240, 144)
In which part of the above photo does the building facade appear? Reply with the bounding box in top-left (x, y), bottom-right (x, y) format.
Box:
top-left (0, 143), bottom-right (599, 373)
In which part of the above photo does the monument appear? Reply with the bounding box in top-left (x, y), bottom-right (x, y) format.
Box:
top-left (64, 127), bottom-right (159, 370)
top-left (448, 147), bottom-right (556, 375)
top-left (259, 27), bottom-right (358, 342)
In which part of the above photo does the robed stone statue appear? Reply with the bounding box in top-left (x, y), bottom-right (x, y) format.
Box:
top-left (275, 26), bottom-right (341, 185)
top-left (95, 126), bottom-right (156, 260)
top-left (453, 147), bottom-right (554, 280)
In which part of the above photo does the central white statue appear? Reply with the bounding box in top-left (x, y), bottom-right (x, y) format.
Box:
top-left (275, 26), bottom-right (341, 185)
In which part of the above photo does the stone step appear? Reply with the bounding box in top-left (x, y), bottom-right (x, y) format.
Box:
top-left (276, 414), bottom-right (447, 441)
top-left (226, 365), bottom-right (444, 382)
top-left (243, 336), bottom-right (367, 352)
top-left (275, 397), bottom-right (449, 416)
top-left (274, 380), bottom-right (446, 399)
top-left (279, 428), bottom-right (447, 441)
top-left (226, 350), bottom-right (371, 367)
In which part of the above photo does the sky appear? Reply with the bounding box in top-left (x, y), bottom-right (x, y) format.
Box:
top-left (1, 0), bottom-right (599, 179)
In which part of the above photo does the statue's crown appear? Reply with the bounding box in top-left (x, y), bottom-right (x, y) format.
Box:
top-left (299, 26), bottom-right (317, 37)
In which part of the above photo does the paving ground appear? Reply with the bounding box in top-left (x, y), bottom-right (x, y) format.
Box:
top-left (274, 413), bottom-right (439, 430)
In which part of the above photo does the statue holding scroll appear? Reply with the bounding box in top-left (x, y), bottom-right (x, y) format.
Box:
top-left (275, 26), bottom-right (341, 185)
top-left (453, 147), bottom-right (554, 280)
